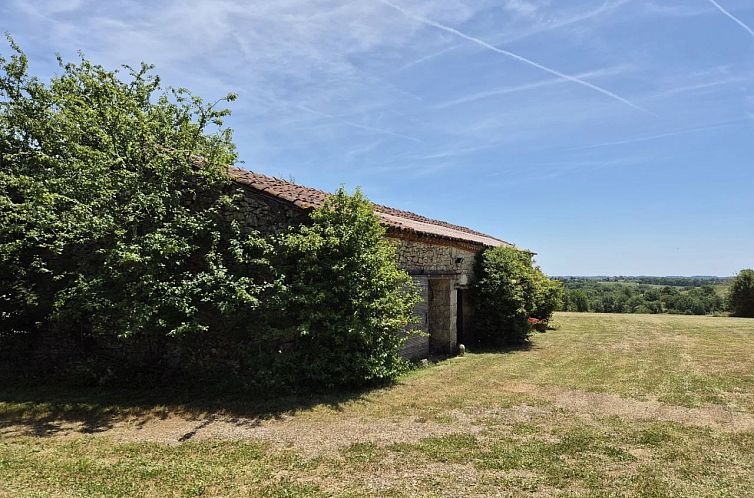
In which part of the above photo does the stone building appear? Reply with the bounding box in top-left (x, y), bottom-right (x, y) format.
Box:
top-left (230, 168), bottom-right (516, 360)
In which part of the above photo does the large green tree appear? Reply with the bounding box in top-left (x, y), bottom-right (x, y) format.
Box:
top-left (0, 38), bottom-right (428, 389)
top-left (729, 269), bottom-right (754, 318)
top-left (0, 38), bottom-right (276, 361)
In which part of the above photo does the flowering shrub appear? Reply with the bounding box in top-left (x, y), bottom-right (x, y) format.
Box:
top-left (528, 317), bottom-right (548, 332)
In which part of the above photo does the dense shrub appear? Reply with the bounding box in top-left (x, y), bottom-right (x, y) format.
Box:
top-left (0, 38), bottom-right (280, 369)
top-left (274, 188), bottom-right (420, 387)
top-left (473, 247), bottom-right (561, 345)
top-left (728, 269), bottom-right (754, 318)
top-left (0, 40), bottom-right (419, 389)
top-left (532, 274), bottom-right (564, 321)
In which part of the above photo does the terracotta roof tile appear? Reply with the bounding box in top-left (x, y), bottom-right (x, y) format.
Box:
top-left (230, 167), bottom-right (513, 248)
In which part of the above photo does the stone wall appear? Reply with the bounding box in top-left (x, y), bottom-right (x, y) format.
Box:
top-left (394, 239), bottom-right (477, 282)
top-left (392, 239), bottom-right (481, 359)
top-left (230, 186), bottom-right (309, 235)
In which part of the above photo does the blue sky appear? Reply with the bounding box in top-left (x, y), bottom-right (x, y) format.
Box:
top-left (3, 0), bottom-right (753, 276)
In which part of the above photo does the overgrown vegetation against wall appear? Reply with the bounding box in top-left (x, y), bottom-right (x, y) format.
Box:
top-left (0, 40), bottom-right (418, 389)
top-left (274, 189), bottom-right (420, 387)
top-left (473, 247), bottom-right (563, 345)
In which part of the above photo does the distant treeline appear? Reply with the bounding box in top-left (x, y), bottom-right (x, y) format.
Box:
top-left (558, 276), bottom-right (734, 288)
top-left (556, 277), bottom-right (731, 315)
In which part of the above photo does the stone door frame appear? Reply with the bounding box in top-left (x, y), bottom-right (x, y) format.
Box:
top-left (427, 276), bottom-right (458, 355)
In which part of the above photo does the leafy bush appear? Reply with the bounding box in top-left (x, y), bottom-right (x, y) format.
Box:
top-left (0, 39), bottom-right (424, 390)
top-left (532, 274), bottom-right (564, 321)
top-left (274, 188), bottom-right (420, 387)
top-left (473, 247), bottom-right (560, 345)
top-left (728, 269), bottom-right (754, 318)
top-left (0, 39), bottom-right (278, 379)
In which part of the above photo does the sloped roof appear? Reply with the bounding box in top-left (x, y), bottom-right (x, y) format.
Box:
top-left (230, 167), bottom-right (512, 248)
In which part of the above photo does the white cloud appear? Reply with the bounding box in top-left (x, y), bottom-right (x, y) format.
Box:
top-left (16, 0), bottom-right (86, 16)
top-left (6, 0), bottom-right (747, 179)
top-left (502, 0), bottom-right (542, 19)
top-left (490, 0), bottom-right (633, 45)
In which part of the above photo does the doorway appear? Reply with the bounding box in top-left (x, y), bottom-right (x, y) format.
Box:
top-left (428, 278), bottom-right (452, 354)
top-left (456, 289), bottom-right (465, 344)
top-left (456, 288), bottom-right (473, 345)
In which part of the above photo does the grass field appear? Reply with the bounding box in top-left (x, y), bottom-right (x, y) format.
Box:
top-left (2, 312), bottom-right (754, 497)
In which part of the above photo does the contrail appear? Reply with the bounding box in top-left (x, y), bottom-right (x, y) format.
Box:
top-left (397, 44), bottom-right (462, 72)
top-left (707, 0), bottom-right (754, 37)
top-left (502, 0), bottom-right (633, 45)
top-left (570, 119), bottom-right (746, 150)
top-left (435, 66), bottom-right (627, 110)
top-left (377, 0), bottom-right (650, 114)
top-left (297, 105), bottom-right (423, 143)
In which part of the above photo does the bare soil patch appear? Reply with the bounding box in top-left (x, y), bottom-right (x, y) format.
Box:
top-left (500, 382), bottom-right (754, 432)
top-left (5, 379), bottom-right (751, 459)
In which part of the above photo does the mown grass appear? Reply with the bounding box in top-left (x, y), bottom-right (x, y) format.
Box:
top-left (2, 312), bottom-right (754, 496)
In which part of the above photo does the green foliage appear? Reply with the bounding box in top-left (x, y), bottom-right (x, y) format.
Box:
top-left (0, 38), bottom-right (277, 375)
top-left (0, 40), bottom-right (277, 386)
top-left (532, 274), bottom-right (564, 321)
top-left (473, 246), bottom-right (559, 345)
top-left (0, 39), bottom-right (431, 389)
top-left (275, 188), bottom-right (420, 387)
top-left (558, 279), bottom-right (726, 316)
top-left (564, 290), bottom-right (590, 312)
top-left (728, 269), bottom-right (754, 318)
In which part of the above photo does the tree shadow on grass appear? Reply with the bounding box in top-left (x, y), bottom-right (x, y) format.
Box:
top-left (1, 342), bottom-right (539, 439)
top-left (0, 381), bottom-right (381, 438)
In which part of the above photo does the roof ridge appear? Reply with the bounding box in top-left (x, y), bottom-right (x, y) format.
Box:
top-left (371, 203), bottom-right (507, 243)
top-left (229, 167), bottom-right (512, 248)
